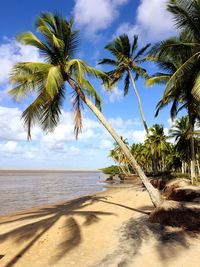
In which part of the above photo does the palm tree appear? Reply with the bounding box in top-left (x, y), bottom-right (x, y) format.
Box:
top-left (9, 13), bottom-right (161, 206)
top-left (146, 124), bottom-right (170, 172)
top-left (169, 116), bottom-right (200, 178)
top-left (131, 143), bottom-right (151, 172)
top-left (109, 137), bottom-right (131, 174)
top-left (99, 34), bottom-right (159, 173)
top-left (147, 31), bottom-right (200, 182)
top-left (110, 137), bottom-right (131, 174)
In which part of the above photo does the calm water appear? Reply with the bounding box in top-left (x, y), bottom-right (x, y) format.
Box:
top-left (0, 170), bottom-right (106, 216)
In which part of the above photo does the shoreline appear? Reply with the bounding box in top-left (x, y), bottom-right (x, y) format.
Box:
top-left (0, 185), bottom-right (112, 219)
top-left (0, 181), bottom-right (200, 267)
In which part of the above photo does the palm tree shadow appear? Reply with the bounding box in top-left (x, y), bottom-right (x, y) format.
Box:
top-left (0, 195), bottom-right (114, 266)
top-left (96, 215), bottom-right (199, 267)
top-left (119, 216), bottom-right (199, 264)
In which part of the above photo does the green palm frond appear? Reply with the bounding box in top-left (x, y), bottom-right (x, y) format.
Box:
top-left (167, 0), bottom-right (200, 41)
top-left (134, 43), bottom-right (151, 60)
top-left (192, 71), bottom-right (200, 100)
top-left (164, 51), bottom-right (200, 96)
top-left (146, 74), bottom-right (170, 87)
top-left (17, 32), bottom-right (53, 57)
top-left (80, 78), bottom-right (102, 110)
top-left (45, 66), bottom-right (64, 98)
top-left (10, 13), bottom-right (104, 139)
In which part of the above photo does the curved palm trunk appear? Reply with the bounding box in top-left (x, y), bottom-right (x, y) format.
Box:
top-left (68, 79), bottom-right (161, 207)
top-left (128, 70), bottom-right (158, 174)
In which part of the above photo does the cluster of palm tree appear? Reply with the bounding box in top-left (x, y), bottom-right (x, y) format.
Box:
top-left (8, 0), bottom-right (200, 207)
top-left (109, 119), bottom-right (200, 177)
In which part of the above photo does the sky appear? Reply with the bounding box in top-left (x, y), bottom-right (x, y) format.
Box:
top-left (0, 0), bottom-right (178, 169)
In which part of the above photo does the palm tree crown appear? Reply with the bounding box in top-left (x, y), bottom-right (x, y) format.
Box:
top-left (9, 13), bottom-right (105, 139)
top-left (99, 34), bottom-right (150, 95)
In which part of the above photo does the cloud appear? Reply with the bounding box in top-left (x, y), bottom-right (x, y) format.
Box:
top-left (100, 139), bottom-right (113, 149)
top-left (116, 0), bottom-right (177, 43)
top-left (0, 38), bottom-right (40, 84)
top-left (0, 105), bottom-right (147, 167)
top-left (73, 0), bottom-right (128, 36)
top-left (108, 87), bottom-right (124, 103)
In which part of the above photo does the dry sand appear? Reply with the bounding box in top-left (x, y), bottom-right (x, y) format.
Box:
top-left (0, 180), bottom-right (199, 267)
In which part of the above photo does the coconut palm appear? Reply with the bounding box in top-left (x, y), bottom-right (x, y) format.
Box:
top-left (99, 34), bottom-right (159, 173)
top-left (131, 143), bottom-right (151, 172)
top-left (147, 32), bottom-right (200, 182)
top-left (9, 13), bottom-right (161, 206)
top-left (109, 137), bottom-right (131, 174)
top-left (169, 116), bottom-right (200, 177)
top-left (146, 124), bottom-right (170, 172)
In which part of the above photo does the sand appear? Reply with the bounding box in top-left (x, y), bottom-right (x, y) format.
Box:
top-left (0, 180), bottom-right (199, 267)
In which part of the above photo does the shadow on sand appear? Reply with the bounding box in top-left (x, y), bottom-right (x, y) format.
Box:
top-left (96, 215), bottom-right (199, 267)
top-left (0, 195), bottom-right (114, 266)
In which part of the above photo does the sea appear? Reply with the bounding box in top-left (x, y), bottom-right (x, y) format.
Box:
top-left (0, 170), bottom-right (106, 216)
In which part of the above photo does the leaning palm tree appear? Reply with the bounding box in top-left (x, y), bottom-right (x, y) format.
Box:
top-left (9, 13), bottom-right (161, 206)
top-left (99, 34), bottom-right (158, 173)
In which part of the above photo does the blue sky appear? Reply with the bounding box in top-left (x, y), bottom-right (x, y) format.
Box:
top-left (0, 0), bottom-right (178, 169)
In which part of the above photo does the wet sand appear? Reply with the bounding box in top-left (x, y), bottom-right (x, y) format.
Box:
top-left (0, 179), bottom-right (199, 267)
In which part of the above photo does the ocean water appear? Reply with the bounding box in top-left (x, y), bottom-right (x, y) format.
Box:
top-left (0, 170), bottom-right (106, 216)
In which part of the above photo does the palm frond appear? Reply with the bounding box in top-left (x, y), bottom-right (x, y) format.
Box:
top-left (134, 43), bottom-right (151, 60)
top-left (131, 35), bottom-right (138, 56)
top-left (71, 91), bottom-right (83, 139)
top-left (146, 74), bottom-right (171, 87)
top-left (192, 71), bottom-right (200, 100)
top-left (98, 58), bottom-right (117, 66)
top-left (45, 66), bottom-right (64, 98)
top-left (124, 72), bottom-right (130, 96)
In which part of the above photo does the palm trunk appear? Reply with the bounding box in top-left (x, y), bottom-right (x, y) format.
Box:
top-left (196, 160), bottom-right (200, 177)
top-left (181, 161), bottom-right (184, 174)
top-left (188, 110), bottom-right (196, 184)
top-left (128, 70), bottom-right (158, 174)
top-left (68, 79), bottom-right (161, 207)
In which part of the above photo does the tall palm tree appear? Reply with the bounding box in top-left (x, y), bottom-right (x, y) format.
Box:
top-left (147, 32), bottom-right (200, 182)
top-left (9, 13), bottom-right (161, 206)
top-left (169, 116), bottom-right (200, 178)
top-left (99, 34), bottom-right (158, 173)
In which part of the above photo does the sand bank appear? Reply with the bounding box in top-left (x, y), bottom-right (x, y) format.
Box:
top-left (0, 181), bottom-right (199, 267)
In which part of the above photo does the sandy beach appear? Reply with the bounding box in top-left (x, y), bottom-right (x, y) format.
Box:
top-left (0, 180), bottom-right (199, 267)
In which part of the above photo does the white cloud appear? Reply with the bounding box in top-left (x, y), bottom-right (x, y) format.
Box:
top-left (0, 105), bottom-right (147, 166)
top-left (100, 139), bottom-right (113, 149)
top-left (108, 87), bottom-right (124, 103)
top-left (116, 0), bottom-right (177, 43)
top-left (0, 106), bottom-right (29, 141)
top-left (0, 38), bottom-right (40, 84)
top-left (102, 86), bottom-right (123, 103)
top-left (74, 0), bottom-right (128, 36)
top-left (127, 130), bottom-right (146, 143)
